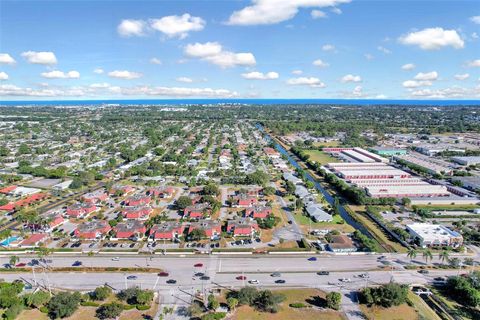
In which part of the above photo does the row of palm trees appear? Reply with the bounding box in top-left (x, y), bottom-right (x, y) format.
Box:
top-left (407, 247), bottom-right (451, 264)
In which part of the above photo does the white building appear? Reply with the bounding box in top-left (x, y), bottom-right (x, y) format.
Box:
top-left (406, 223), bottom-right (463, 248)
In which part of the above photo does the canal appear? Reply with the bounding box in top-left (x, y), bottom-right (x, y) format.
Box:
top-left (257, 124), bottom-right (373, 237)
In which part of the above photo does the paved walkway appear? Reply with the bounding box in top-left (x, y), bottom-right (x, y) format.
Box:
top-left (341, 290), bottom-right (366, 320)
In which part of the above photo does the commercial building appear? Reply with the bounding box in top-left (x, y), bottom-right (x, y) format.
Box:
top-left (451, 156), bottom-right (480, 166)
top-left (395, 154), bottom-right (453, 175)
top-left (370, 147), bottom-right (407, 156)
top-left (366, 185), bottom-right (450, 198)
top-left (406, 223), bottom-right (463, 248)
top-left (451, 176), bottom-right (480, 191)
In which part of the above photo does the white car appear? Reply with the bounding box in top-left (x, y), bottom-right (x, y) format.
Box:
top-left (112, 257), bottom-right (120, 261)
top-left (248, 279), bottom-right (260, 284)
top-left (339, 277), bottom-right (351, 282)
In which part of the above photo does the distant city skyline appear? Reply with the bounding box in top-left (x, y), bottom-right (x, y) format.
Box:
top-left (0, 0), bottom-right (479, 100)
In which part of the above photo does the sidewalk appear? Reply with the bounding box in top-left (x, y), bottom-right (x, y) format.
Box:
top-left (341, 290), bottom-right (366, 320)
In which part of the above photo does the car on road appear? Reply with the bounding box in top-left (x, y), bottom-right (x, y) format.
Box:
top-left (317, 271), bottom-right (330, 275)
top-left (359, 273), bottom-right (369, 278)
top-left (166, 279), bottom-right (177, 284)
top-left (194, 272), bottom-right (205, 277)
top-left (15, 263), bottom-right (26, 267)
top-left (248, 279), bottom-right (260, 284)
top-left (308, 257), bottom-right (317, 261)
top-left (236, 275), bottom-right (247, 280)
top-left (111, 257), bottom-right (120, 261)
top-left (418, 270), bottom-right (429, 274)
top-left (158, 272), bottom-right (169, 277)
top-left (194, 263), bottom-right (203, 267)
top-left (126, 275), bottom-right (137, 280)
top-left (271, 272), bottom-right (281, 277)
top-left (200, 276), bottom-right (210, 280)
top-left (275, 279), bottom-right (286, 284)
top-left (339, 277), bottom-right (351, 282)
top-left (72, 261), bottom-right (82, 266)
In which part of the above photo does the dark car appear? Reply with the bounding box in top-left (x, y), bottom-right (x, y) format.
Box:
top-left (72, 261), bottom-right (82, 266)
top-left (166, 279), bottom-right (177, 284)
top-left (317, 271), bottom-right (330, 275)
top-left (126, 275), bottom-right (137, 280)
top-left (418, 269), bottom-right (429, 274)
top-left (194, 272), bottom-right (205, 277)
top-left (200, 276), bottom-right (210, 280)
top-left (158, 272), bottom-right (169, 277)
top-left (308, 257), bottom-right (317, 261)
top-left (194, 263), bottom-right (203, 267)
top-left (236, 275), bottom-right (247, 280)
top-left (275, 279), bottom-right (286, 284)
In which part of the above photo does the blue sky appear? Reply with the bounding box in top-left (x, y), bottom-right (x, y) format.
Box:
top-left (0, 0), bottom-right (479, 100)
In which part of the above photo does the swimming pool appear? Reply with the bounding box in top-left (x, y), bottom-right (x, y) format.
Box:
top-left (0, 236), bottom-right (20, 246)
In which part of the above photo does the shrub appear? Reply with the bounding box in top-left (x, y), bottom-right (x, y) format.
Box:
top-left (3, 303), bottom-right (23, 320)
top-left (81, 301), bottom-right (100, 307)
top-left (47, 291), bottom-right (82, 319)
top-left (289, 302), bottom-right (306, 308)
top-left (39, 306), bottom-right (49, 313)
top-left (201, 312), bottom-right (227, 320)
top-left (92, 286), bottom-right (112, 301)
top-left (136, 304), bottom-right (151, 310)
top-left (96, 302), bottom-right (124, 319)
top-left (326, 292), bottom-right (342, 310)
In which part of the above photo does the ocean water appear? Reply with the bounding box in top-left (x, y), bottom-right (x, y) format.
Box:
top-left (0, 99), bottom-right (479, 106)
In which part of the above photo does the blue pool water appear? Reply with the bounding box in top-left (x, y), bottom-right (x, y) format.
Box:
top-left (0, 236), bottom-right (20, 246)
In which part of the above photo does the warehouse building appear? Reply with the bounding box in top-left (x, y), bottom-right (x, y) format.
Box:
top-left (366, 185), bottom-right (450, 198)
top-left (451, 156), bottom-right (480, 166)
top-left (406, 223), bottom-right (463, 248)
top-left (395, 154), bottom-right (453, 175)
top-left (370, 147), bottom-right (407, 156)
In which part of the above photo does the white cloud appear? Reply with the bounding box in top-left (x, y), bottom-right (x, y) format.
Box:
top-left (470, 16), bottom-right (480, 24)
top-left (472, 32), bottom-right (479, 39)
top-left (0, 72), bottom-right (8, 80)
top-left (41, 70), bottom-right (80, 79)
top-left (467, 59), bottom-right (480, 67)
top-left (21, 51), bottom-right (57, 65)
top-left (364, 53), bottom-right (374, 60)
top-left (454, 73), bottom-right (470, 81)
top-left (108, 70), bottom-right (142, 79)
top-left (0, 83), bottom-right (238, 98)
top-left (117, 19), bottom-right (146, 37)
top-left (341, 74), bottom-right (362, 83)
top-left (402, 80), bottom-right (432, 88)
top-left (241, 71), bottom-right (279, 80)
top-left (414, 71), bottom-right (438, 81)
top-left (377, 46), bottom-right (391, 54)
top-left (331, 7), bottom-right (342, 14)
top-left (291, 70), bottom-right (303, 75)
top-left (0, 53), bottom-right (16, 65)
top-left (227, 0), bottom-right (350, 25)
top-left (176, 77), bottom-right (193, 83)
top-left (93, 68), bottom-right (104, 74)
top-left (150, 58), bottom-right (162, 65)
top-left (409, 86), bottom-right (477, 99)
top-left (184, 42), bottom-right (256, 68)
top-left (150, 14), bottom-right (205, 39)
top-left (311, 10), bottom-right (327, 19)
top-left (312, 59), bottom-right (329, 67)
top-left (401, 63), bottom-right (415, 71)
top-left (399, 27), bottom-right (464, 50)
top-left (322, 44), bottom-right (335, 51)
top-left (287, 77), bottom-right (325, 88)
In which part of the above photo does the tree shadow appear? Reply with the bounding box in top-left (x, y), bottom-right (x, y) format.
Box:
top-left (305, 295), bottom-right (327, 308)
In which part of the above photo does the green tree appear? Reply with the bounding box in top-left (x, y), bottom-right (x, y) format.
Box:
top-left (422, 248), bottom-right (433, 264)
top-left (95, 302), bottom-right (124, 319)
top-left (176, 196), bottom-right (193, 210)
top-left (208, 294), bottom-right (220, 311)
top-left (236, 287), bottom-right (258, 305)
top-left (439, 250), bottom-right (450, 265)
top-left (188, 229), bottom-right (207, 241)
top-left (253, 290), bottom-right (285, 313)
top-left (326, 291), bottom-right (342, 310)
top-left (227, 297), bottom-right (238, 311)
top-left (24, 291), bottom-right (51, 308)
top-left (47, 291), bottom-right (82, 319)
top-left (407, 248), bottom-right (417, 262)
top-left (92, 286), bottom-right (112, 301)
top-left (9, 256), bottom-right (19, 267)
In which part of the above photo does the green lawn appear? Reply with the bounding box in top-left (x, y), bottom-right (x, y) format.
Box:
top-left (303, 150), bottom-right (337, 165)
top-left (294, 212), bottom-right (347, 227)
top-left (413, 204), bottom-right (480, 211)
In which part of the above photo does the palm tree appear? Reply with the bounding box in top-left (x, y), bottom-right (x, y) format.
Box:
top-left (439, 250), bottom-right (450, 265)
top-left (9, 255), bottom-right (19, 267)
top-left (407, 248), bottom-right (417, 262)
top-left (423, 248), bottom-right (433, 264)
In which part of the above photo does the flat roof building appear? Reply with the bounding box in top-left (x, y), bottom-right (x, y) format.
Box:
top-left (366, 184), bottom-right (450, 198)
top-left (407, 223), bottom-right (463, 248)
top-left (451, 156), bottom-right (480, 166)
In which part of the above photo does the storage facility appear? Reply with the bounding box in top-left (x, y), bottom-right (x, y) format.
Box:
top-left (406, 223), bottom-right (463, 248)
top-left (366, 185), bottom-right (450, 198)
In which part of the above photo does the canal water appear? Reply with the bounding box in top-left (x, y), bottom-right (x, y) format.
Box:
top-left (257, 124), bottom-right (372, 237)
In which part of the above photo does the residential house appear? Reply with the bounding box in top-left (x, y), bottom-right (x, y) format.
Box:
top-left (114, 220), bottom-right (147, 240)
top-left (149, 222), bottom-right (185, 241)
top-left (74, 220), bottom-right (111, 239)
top-left (82, 190), bottom-right (108, 204)
top-left (124, 194), bottom-right (151, 206)
top-left (188, 220), bottom-right (222, 240)
top-left (121, 206), bottom-right (152, 220)
top-left (19, 233), bottom-right (49, 248)
top-left (244, 205), bottom-right (272, 219)
top-left (327, 235), bottom-right (357, 253)
top-left (66, 202), bottom-right (97, 218)
top-left (227, 218), bottom-right (259, 237)
top-left (184, 203), bottom-right (211, 219)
